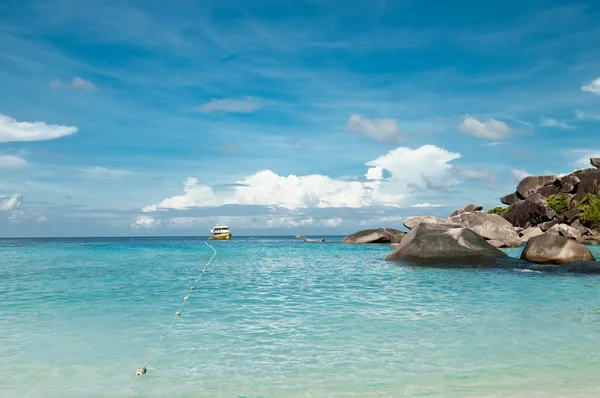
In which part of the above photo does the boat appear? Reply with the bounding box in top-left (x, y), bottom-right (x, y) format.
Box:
top-left (303, 237), bottom-right (325, 243)
top-left (209, 224), bottom-right (232, 240)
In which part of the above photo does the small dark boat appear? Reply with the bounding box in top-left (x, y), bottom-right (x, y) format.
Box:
top-left (303, 238), bottom-right (325, 243)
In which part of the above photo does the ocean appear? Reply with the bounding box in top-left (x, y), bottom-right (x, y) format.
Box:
top-left (2, 236), bottom-right (600, 398)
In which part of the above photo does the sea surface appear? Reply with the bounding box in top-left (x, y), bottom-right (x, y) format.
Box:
top-left (2, 236), bottom-right (600, 398)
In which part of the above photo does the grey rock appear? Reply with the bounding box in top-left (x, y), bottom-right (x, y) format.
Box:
top-left (500, 192), bottom-right (521, 205)
top-left (563, 208), bottom-right (582, 223)
top-left (572, 169), bottom-right (600, 203)
top-left (560, 183), bottom-right (575, 193)
top-left (341, 228), bottom-right (404, 244)
top-left (570, 220), bottom-right (589, 235)
top-left (577, 235), bottom-right (600, 245)
top-left (465, 203), bottom-right (484, 212)
top-left (403, 216), bottom-right (447, 230)
top-left (560, 174), bottom-right (581, 187)
top-left (487, 239), bottom-right (505, 248)
top-left (539, 219), bottom-right (562, 232)
top-left (390, 233), bottom-right (406, 244)
top-left (520, 226), bottom-right (544, 242)
top-left (547, 223), bottom-right (582, 240)
top-left (503, 193), bottom-right (556, 228)
top-left (385, 223), bottom-right (507, 264)
top-left (591, 158), bottom-right (600, 168)
top-left (447, 212), bottom-right (521, 248)
top-left (449, 208), bottom-right (467, 217)
top-left (513, 227), bottom-right (524, 234)
top-left (537, 184), bottom-right (560, 197)
top-left (517, 175), bottom-right (558, 199)
top-left (521, 232), bottom-right (596, 265)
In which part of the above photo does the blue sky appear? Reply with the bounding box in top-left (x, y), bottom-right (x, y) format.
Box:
top-left (1, 0), bottom-right (600, 237)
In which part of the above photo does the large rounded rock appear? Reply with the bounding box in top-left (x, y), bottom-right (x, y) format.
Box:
top-left (447, 212), bottom-right (521, 248)
top-left (385, 223), bottom-right (507, 264)
top-left (341, 228), bottom-right (403, 244)
top-left (571, 169), bottom-right (600, 203)
top-left (403, 216), bottom-right (447, 230)
top-left (501, 192), bottom-right (521, 205)
top-left (521, 232), bottom-right (596, 265)
top-left (465, 203), bottom-right (483, 212)
top-left (516, 175), bottom-right (558, 198)
top-left (503, 193), bottom-right (556, 228)
top-left (591, 158), bottom-right (600, 169)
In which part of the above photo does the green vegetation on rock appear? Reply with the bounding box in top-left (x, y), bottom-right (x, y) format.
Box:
top-left (487, 206), bottom-right (510, 215)
top-left (578, 193), bottom-right (600, 227)
top-left (546, 193), bottom-right (570, 214)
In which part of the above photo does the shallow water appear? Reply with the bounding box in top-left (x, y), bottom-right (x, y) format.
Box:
top-left (2, 237), bottom-right (600, 397)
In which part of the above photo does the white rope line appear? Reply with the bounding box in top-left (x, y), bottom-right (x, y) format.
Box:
top-left (133, 241), bottom-right (217, 380)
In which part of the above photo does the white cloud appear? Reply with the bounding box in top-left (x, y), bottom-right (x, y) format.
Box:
top-left (457, 115), bottom-right (512, 140)
top-left (539, 117), bottom-right (572, 129)
top-left (0, 154), bottom-right (27, 168)
top-left (132, 215), bottom-right (161, 229)
top-left (575, 110), bottom-right (600, 121)
top-left (195, 97), bottom-right (261, 113)
top-left (346, 114), bottom-right (402, 142)
top-left (365, 166), bottom-right (383, 180)
top-left (581, 77), bottom-right (600, 94)
top-left (51, 77), bottom-right (97, 91)
top-left (319, 217), bottom-right (343, 227)
top-left (359, 215), bottom-right (407, 226)
top-left (483, 142), bottom-right (503, 147)
top-left (143, 144), bottom-right (463, 213)
top-left (0, 114), bottom-right (78, 143)
top-left (79, 166), bottom-right (137, 179)
top-left (510, 169), bottom-right (530, 181)
top-left (411, 203), bottom-right (444, 208)
top-left (0, 193), bottom-right (22, 211)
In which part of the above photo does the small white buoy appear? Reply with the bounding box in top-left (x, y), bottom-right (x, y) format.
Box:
top-left (184, 297), bottom-right (188, 301)
top-left (176, 311), bottom-right (181, 316)
top-left (135, 367), bottom-right (147, 376)
top-left (190, 287), bottom-right (194, 291)
top-left (195, 279), bottom-right (199, 283)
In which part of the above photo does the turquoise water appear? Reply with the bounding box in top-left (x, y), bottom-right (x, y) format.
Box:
top-left (2, 237), bottom-right (600, 398)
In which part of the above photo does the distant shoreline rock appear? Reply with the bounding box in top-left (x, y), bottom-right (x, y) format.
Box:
top-left (341, 228), bottom-right (405, 244)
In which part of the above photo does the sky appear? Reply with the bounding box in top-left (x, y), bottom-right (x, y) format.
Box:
top-left (1, 0), bottom-right (600, 237)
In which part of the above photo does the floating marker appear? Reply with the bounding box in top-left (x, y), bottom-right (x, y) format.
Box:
top-left (176, 311), bottom-right (181, 316)
top-left (135, 367), bottom-right (147, 376)
top-left (184, 297), bottom-right (188, 301)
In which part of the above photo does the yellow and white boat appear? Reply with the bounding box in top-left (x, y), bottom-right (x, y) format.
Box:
top-left (209, 224), bottom-right (232, 240)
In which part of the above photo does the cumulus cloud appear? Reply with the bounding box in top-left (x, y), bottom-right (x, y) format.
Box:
top-left (510, 169), bottom-right (530, 181)
top-left (457, 115), bottom-right (512, 140)
top-left (0, 114), bottom-right (78, 143)
top-left (346, 114), bottom-right (402, 143)
top-left (581, 77), bottom-right (600, 94)
top-left (0, 193), bottom-right (22, 211)
top-left (539, 117), bottom-right (572, 129)
top-left (0, 154), bottom-right (27, 168)
top-left (319, 217), bottom-right (343, 227)
top-left (51, 77), bottom-right (97, 91)
top-left (132, 215), bottom-right (161, 229)
top-left (195, 97), bottom-right (261, 113)
top-left (143, 144), bottom-right (464, 212)
top-left (365, 166), bottom-right (384, 180)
